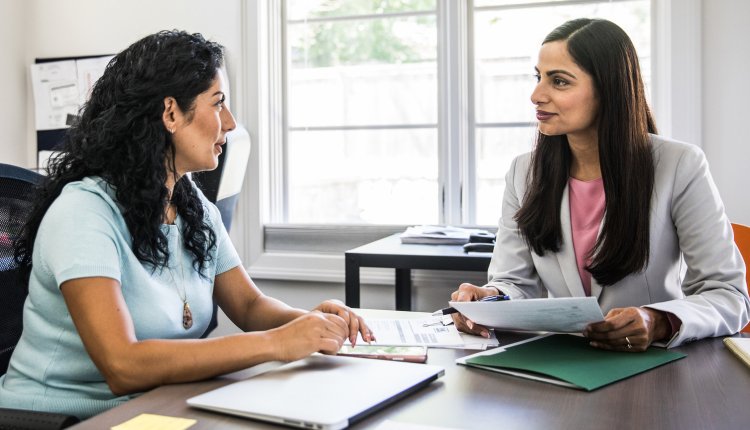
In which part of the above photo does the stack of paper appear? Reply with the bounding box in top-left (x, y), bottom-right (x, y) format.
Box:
top-left (724, 337), bottom-right (750, 368)
top-left (400, 225), bottom-right (489, 245)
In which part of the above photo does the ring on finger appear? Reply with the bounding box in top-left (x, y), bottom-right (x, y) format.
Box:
top-left (625, 336), bottom-right (632, 349)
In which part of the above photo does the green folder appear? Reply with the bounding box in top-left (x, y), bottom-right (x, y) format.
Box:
top-left (464, 334), bottom-right (686, 391)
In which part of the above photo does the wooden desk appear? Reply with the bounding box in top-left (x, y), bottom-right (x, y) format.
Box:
top-left (345, 234), bottom-right (492, 310)
top-left (71, 332), bottom-right (750, 430)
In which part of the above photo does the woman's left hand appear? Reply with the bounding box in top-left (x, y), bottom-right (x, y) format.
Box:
top-left (312, 300), bottom-right (374, 346)
top-left (583, 307), bottom-right (669, 352)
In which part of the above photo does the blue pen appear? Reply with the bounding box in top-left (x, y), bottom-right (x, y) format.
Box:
top-left (431, 294), bottom-right (510, 316)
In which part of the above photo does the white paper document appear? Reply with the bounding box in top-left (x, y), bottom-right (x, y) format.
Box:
top-left (399, 225), bottom-right (490, 245)
top-left (76, 55), bottom-right (115, 105)
top-left (357, 317), bottom-right (499, 349)
top-left (30, 55), bottom-right (114, 131)
top-left (449, 297), bottom-right (604, 333)
top-left (354, 318), bottom-right (466, 348)
top-left (30, 60), bottom-right (79, 130)
top-left (351, 309), bottom-right (499, 350)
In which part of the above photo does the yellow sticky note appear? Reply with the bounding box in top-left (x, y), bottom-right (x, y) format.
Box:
top-left (111, 413), bottom-right (196, 430)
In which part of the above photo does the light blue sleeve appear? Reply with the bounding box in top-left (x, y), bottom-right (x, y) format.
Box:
top-left (36, 186), bottom-right (123, 287)
top-left (212, 206), bottom-right (242, 276)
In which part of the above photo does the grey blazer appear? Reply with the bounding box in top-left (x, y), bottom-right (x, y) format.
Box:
top-left (486, 134), bottom-right (750, 347)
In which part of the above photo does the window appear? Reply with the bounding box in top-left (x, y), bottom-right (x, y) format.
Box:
top-left (285, 0), bottom-right (439, 225)
top-left (268, 0), bottom-right (651, 227)
top-left (258, 0), bottom-right (652, 258)
top-left (471, 0), bottom-right (651, 224)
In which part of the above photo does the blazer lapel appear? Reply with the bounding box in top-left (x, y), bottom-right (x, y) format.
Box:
top-left (591, 214), bottom-right (606, 301)
top-left (591, 275), bottom-right (604, 300)
top-left (556, 183), bottom-right (586, 297)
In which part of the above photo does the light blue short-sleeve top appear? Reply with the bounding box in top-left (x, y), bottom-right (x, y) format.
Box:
top-left (0, 177), bottom-right (242, 418)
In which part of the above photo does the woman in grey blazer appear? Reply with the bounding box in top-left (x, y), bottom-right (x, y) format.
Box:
top-left (451, 18), bottom-right (749, 351)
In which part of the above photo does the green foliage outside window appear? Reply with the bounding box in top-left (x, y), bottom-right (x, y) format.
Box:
top-left (289, 0), bottom-right (437, 68)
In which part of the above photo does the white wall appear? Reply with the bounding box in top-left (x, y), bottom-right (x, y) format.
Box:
top-left (0, 0), bottom-right (30, 166)
top-left (0, 0), bottom-right (243, 168)
top-left (702, 0), bottom-right (750, 226)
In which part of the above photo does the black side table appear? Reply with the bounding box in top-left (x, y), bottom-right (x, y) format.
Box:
top-left (344, 234), bottom-right (492, 310)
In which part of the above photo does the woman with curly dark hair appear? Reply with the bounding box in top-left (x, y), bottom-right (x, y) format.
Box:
top-left (0, 30), bottom-right (372, 419)
top-left (450, 18), bottom-right (749, 351)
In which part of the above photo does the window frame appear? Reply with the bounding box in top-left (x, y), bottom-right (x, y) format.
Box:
top-left (238, 0), bottom-right (701, 284)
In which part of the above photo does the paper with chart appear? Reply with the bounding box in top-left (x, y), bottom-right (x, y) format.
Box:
top-left (449, 296), bottom-right (604, 333)
top-left (357, 314), bottom-right (498, 349)
top-left (353, 318), bottom-right (467, 348)
top-left (351, 310), bottom-right (499, 350)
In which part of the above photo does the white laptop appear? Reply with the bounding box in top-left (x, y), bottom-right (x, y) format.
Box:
top-left (187, 354), bottom-right (445, 430)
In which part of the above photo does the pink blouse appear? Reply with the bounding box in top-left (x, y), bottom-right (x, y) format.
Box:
top-left (568, 177), bottom-right (605, 296)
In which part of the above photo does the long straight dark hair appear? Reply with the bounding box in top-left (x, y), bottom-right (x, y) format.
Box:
top-left (515, 18), bottom-right (657, 286)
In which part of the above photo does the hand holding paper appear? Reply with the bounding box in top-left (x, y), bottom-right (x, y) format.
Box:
top-left (449, 297), bottom-right (605, 333)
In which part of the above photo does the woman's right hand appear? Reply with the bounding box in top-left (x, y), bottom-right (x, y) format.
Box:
top-left (269, 311), bottom-right (349, 362)
top-left (449, 283), bottom-right (495, 338)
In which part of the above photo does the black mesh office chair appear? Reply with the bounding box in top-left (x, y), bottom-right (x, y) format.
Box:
top-left (0, 163), bottom-right (79, 429)
top-left (193, 125), bottom-right (251, 337)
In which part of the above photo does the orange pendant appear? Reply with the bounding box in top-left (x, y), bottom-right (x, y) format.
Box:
top-left (182, 302), bottom-right (193, 330)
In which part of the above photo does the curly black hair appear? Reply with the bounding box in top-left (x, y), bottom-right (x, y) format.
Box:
top-left (15, 30), bottom-right (225, 278)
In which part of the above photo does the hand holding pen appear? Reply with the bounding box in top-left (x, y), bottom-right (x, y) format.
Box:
top-left (431, 294), bottom-right (510, 316)
top-left (445, 283), bottom-right (506, 338)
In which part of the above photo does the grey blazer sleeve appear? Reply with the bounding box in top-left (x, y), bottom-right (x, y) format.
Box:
top-left (483, 154), bottom-right (546, 299)
top-left (643, 141), bottom-right (749, 347)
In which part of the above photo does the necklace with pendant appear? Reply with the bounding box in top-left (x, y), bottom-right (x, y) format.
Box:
top-left (169, 248), bottom-right (193, 330)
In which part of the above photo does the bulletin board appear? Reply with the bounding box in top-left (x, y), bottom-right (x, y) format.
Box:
top-left (31, 54), bottom-right (113, 168)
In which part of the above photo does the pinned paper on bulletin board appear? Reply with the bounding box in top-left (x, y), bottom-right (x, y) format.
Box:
top-left (30, 55), bottom-right (113, 131)
top-left (31, 55), bottom-right (113, 169)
